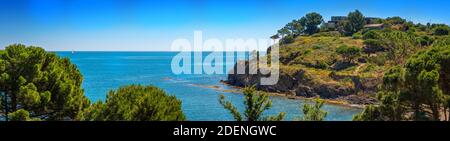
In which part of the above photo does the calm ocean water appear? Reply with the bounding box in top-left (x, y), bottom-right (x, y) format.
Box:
top-left (57, 52), bottom-right (361, 121)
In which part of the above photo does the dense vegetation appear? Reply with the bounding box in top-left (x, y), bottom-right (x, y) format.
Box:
top-left (336, 45), bottom-right (361, 63)
top-left (0, 44), bottom-right (89, 120)
top-left (1, 45), bottom-right (186, 121)
top-left (354, 38), bottom-right (450, 121)
top-left (342, 10), bottom-right (366, 36)
top-left (78, 85), bottom-right (185, 121)
top-left (276, 12), bottom-right (324, 44)
top-left (268, 9), bottom-right (450, 121)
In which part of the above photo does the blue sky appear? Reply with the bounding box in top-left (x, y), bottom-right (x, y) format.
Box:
top-left (0, 0), bottom-right (449, 51)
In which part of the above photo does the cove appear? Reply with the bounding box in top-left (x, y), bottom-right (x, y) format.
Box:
top-left (57, 51), bottom-right (362, 121)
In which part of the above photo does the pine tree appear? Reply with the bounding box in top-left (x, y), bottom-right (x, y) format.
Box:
top-left (300, 97), bottom-right (328, 121)
top-left (0, 44), bottom-right (90, 120)
top-left (77, 85), bottom-right (186, 121)
top-left (219, 86), bottom-right (285, 121)
top-left (354, 39), bottom-right (450, 121)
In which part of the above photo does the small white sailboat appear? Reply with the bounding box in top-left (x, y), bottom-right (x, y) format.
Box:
top-left (71, 49), bottom-right (75, 54)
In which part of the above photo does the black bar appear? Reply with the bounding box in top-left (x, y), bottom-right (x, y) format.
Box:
top-left (0, 121), bottom-right (449, 139)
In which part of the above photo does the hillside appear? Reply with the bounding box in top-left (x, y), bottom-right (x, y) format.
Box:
top-left (224, 11), bottom-right (450, 105)
top-left (226, 36), bottom-right (380, 105)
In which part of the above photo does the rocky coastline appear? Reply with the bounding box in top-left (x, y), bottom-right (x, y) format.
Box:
top-left (222, 60), bottom-right (378, 106)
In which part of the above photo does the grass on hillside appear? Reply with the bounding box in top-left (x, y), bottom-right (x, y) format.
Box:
top-left (276, 36), bottom-right (387, 91)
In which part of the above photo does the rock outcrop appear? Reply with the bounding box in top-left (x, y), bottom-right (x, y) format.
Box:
top-left (223, 60), bottom-right (378, 105)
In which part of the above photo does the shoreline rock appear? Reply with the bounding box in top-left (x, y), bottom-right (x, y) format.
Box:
top-left (223, 60), bottom-right (378, 106)
top-left (220, 80), bottom-right (368, 109)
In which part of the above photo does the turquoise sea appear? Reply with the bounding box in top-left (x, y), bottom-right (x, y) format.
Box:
top-left (57, 52), bottom-right (361, 121)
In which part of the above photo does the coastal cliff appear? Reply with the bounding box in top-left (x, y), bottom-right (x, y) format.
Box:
top-left (224, 37), bottom-right (381, 105)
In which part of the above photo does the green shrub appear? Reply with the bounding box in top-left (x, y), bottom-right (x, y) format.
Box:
top-left (312, 31), bottom-right (341, 37)
top-left (281, 35), bottom-right (295, 44)
top-left (363, 30), bottom-right (381, 39)
top-left (363, 39), bottom-right (385, 55)
top-left (78, 85), bottom-right (186, 121)
top-left (315, 61), bottom-right (329, 69)
top-left (366, 54), bottom-right (387, 66)
top-left (312, 44), bottom-right (325, 49)
top-left (8, 109), bottom-right (41, 121)
top-left (362, 64), bottom-right (376, 72)
top-left (303, 49), bottom-right (312, 55)
top-left (433, 26), bottom-right (449, 36)
top-left (417, 35), bottom-right (434, 46)
top-left (336, 45), bottom-right (361, 63)
top-left (352, 32), bottom-right (363, 39)
top-left (431, 36), bottom-right (450, 47)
